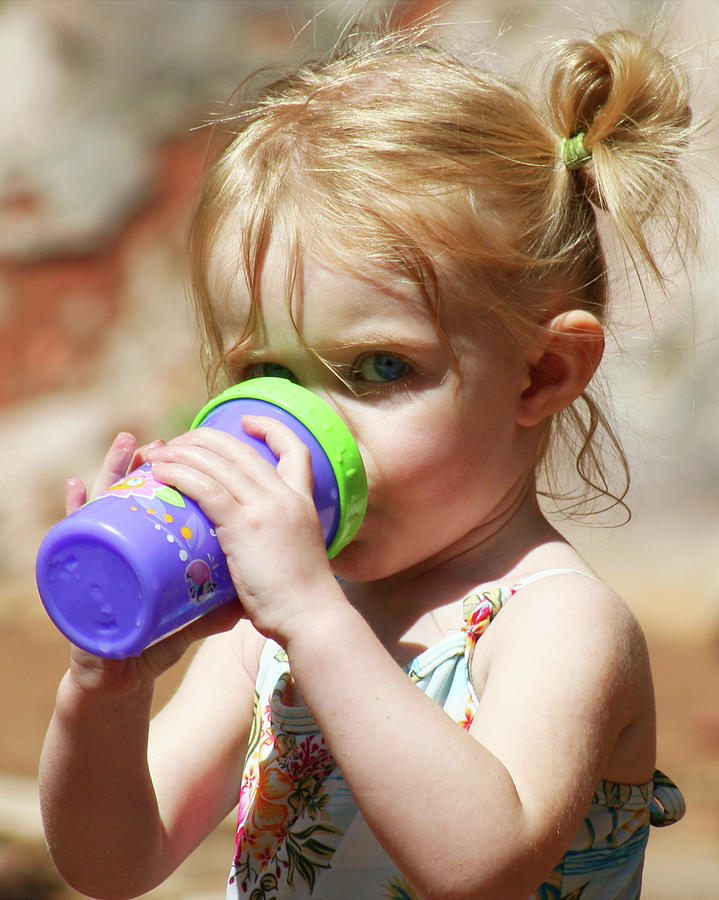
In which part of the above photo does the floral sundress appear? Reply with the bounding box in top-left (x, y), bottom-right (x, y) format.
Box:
top-left (227, 573), bottom-right (684, 899)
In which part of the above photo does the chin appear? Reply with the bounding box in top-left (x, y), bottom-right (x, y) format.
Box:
top-left (330, 539), bottom-right (392, 583)
top-left (330, 542), bottom-right (374, 582)
top-left (331, 537), bottom-right (423, 585)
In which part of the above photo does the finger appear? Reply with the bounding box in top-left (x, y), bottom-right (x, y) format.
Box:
top-left (91, 432), bottom-right (138, 497)
top-left (149, 455), bottom-right (239, 519)
top-left (130, 439), bottom-right (166, 471)
top-left (65, 477), bottom-right (87, 515)
top-left (151, 431), bottom-right (280, 494)
top-left (138, 599), bottom-right (245, 678)
top-left (241, 415), bottom-right (314, 497)
top-left (182, 597), bottom-right (245, 642)
top-left (168, 427), bottom-right (272, 472)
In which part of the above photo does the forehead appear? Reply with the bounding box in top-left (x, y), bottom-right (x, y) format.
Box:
top-left (206, 221), bottom-right (445, 348)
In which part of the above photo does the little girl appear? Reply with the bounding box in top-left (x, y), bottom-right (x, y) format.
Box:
top-left (40, 21), bottom-right (695, 900)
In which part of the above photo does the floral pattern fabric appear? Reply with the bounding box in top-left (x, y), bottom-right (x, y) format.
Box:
top-left (227, 574), bottom-right (684, 899)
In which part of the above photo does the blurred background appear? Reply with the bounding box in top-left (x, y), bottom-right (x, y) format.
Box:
top-left (0, 1), bottom-right (716, 898)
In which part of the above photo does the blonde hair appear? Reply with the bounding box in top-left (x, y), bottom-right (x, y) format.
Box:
top-left (189, 23), bottom-right (697, 517)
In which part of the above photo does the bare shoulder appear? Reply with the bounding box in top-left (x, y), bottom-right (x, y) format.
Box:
top-left (471, 570), bottom-right (655, 790)
top-left (485, 570), bottom-right (649, 670)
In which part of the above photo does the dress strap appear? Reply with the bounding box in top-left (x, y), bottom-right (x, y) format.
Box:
top-left (512, 567), bottom-right (601, 591)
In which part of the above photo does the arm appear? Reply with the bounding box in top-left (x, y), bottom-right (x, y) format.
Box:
top-left (38, 434), bottom-right (258, 900)
top-left (39, 622), bottom-right (260, 900)
top-left (282, 577), bottom-right (650, 900)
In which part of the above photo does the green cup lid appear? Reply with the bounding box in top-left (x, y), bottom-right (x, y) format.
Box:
top-left (191, 377), bottom-right (367, 557)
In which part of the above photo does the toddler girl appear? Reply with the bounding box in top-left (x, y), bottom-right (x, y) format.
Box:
top-left (40, 20), bottom-right (695, 900)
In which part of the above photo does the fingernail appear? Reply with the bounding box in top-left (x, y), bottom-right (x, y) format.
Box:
top-left (114, 432), bottom-right (136, 450)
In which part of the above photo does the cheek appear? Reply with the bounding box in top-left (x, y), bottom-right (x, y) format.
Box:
top-left (359, 400), bottom-right (520, 515)
top-left (360, 422), bottom-right (464, 506)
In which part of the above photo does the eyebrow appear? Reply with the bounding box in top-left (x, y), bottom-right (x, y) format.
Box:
top-left (224, 327), bottom-right (438, 351)
top-left (311, 334), bottom-right (443, 358)
top-left (320, 328), bottom-right (434, 345)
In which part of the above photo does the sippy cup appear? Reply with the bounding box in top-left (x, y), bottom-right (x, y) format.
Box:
top-left (36, 377), bottom-right (367, 658)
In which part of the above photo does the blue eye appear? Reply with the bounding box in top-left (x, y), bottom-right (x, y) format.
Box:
top-left (355, 354), bottom-right (409, 383)
top-left (248, 363), bottom-right (298, 383)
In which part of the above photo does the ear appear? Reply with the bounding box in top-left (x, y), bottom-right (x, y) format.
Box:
top-left (517, 310), bottom-right (604, 427)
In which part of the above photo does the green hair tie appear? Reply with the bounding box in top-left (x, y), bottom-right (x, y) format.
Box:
top-left (561, 132), bottom-right (591, 170)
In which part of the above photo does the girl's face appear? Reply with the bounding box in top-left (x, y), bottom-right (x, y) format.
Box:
top-left (208, 235), bottom-right (540, 583)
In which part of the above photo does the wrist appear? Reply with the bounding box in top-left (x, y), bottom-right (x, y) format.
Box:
top-left (53, 676), bottom-right (154, 752)
top-left (281, 583), bottom-right (365, 658)
top-left (58, 654), bottom-right (155, 720)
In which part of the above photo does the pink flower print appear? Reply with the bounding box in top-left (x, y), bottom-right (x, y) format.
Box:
top-left (236, 764), bottom-right (259, 839)
top-left (283, 735), bottom-right (334, 782)
top-left (233, 730), bottom-right (343, 894)
top-left (100, 462), bottom-right (186, 508)
top-left (105, 470), bottom-right (158, 500)
top-left (460, 704), bottom-right (475, 731)
top-left (465, 601), bottom-right (492, 644)
top-left (259, 699), bottom-right (275, 749)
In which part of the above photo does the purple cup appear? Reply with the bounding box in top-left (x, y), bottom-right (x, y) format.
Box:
top-left (36, 378), bottom-right (367, 658)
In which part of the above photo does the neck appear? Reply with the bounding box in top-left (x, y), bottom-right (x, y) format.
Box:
top-left (343, 479), bottom-right (564, 646)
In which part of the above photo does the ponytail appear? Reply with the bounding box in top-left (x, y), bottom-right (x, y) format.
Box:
top-left (547, 30), bottom-right (698, 283)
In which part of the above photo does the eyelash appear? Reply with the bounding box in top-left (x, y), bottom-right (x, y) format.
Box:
top-left (234, 354), bottom-right (414, 393)
top-left (352, 353), bottom-right (412, 387)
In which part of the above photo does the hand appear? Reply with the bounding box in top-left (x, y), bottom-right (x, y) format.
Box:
top-left (63, 433), bottom-right (244, 695)
top-left (147, 416), bottom-right (343, 645)
top-left (65, 432), bottom-right (169, 510)
top-left (65, 431), bottom-right (137, 511)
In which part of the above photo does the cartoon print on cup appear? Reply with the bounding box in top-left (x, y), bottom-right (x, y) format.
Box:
top-left (184, 558), bottom-right (218, 605)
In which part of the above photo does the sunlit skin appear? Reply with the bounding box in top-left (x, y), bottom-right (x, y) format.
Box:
top-left (211, 240), bottom-right (545, 575)
top-left (39, 229), bottom-right (656, 900)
